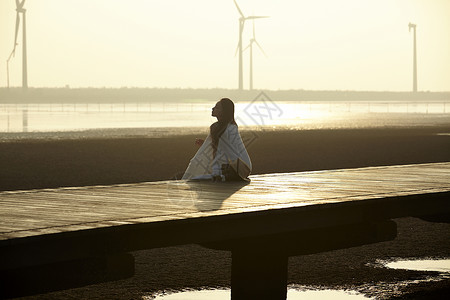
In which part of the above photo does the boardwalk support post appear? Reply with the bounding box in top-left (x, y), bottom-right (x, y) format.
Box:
top-left (231, 249), bottom-right (288, 300)
top-left (203, 220), bottom-right (397, 300)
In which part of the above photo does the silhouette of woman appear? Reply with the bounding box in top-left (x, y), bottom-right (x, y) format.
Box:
top-left (182, 98), bottom-right (252, 181)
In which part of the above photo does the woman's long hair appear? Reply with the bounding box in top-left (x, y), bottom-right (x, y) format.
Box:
top-left (210, 98), bottom-right (237, 158)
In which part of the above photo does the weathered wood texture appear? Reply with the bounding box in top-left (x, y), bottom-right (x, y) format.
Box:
top-left (0, 163), bottom-right (449, 298)
top-left (0, 162), bottom-right (448, 262)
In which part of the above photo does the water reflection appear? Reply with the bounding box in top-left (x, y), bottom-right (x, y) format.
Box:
top-left (149, 288), bottom-right (372, 299)
top-left (1, 101), bottom-right (449, 133)
top-left (22, 109), bottom-right (28, 132)
top-left (384, 258), bottom-right (450, 273)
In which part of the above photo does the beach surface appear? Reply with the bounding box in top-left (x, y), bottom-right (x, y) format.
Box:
top-left (2, 126), bottom-right (450, 299)
top-left (1, 126), bottom-right (450, 191)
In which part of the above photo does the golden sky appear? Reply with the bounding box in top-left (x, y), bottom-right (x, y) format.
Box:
top-left (1, 0), bottom-right (449, 91)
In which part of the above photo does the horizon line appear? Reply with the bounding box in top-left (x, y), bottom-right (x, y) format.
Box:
top-left (1, 87), bottom-right (450, 93)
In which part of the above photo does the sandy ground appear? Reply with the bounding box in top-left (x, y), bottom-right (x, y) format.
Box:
top-left (1, 126), bottom-right (450, 191)
top-left (1, 126), bottom-right (450, 299)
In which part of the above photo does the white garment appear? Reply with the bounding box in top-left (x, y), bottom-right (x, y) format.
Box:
top-left (182, 124), bottom-right (252, 180)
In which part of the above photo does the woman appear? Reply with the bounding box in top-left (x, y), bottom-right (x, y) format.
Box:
top-left (182, 98), bottom-right (252, 181)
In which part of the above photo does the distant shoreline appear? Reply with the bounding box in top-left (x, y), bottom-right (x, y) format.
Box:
top-left (1, 87), bottom-right (450, 103)
top-left (1, 116), bottom-right (450, 142)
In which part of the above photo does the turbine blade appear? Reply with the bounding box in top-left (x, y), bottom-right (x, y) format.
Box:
top-left (234, 43), bottom-right (239, 57)
top-left (245, 16), bottom-right (269, 20)
top-left (17, 0), bottom-right (25, 9)
top-left (243, 43), bottom-right (251, 52)
top-left (235, 19), bottom-right (245, 57)
top-left (7, 49), bottom-right (15, 62)
top-left (13, 12), bottom-right (20, 51)
top-left (254, 40), bottom-right (267, 57)
top-left (233, 0), bottom-right (245, 18)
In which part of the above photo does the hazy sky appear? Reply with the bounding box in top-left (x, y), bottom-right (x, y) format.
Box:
top-left (1, 0), bottom-right (449, 91)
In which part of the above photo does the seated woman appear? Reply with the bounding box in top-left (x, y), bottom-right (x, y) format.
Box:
top-left (182, 98), bottom-right (252, 181)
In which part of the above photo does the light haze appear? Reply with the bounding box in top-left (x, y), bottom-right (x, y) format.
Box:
top-left (1, 0), bottom-right (449, 91)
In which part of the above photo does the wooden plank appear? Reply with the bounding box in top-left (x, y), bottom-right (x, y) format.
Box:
top-left (0, 163), bottom-right (449, 244)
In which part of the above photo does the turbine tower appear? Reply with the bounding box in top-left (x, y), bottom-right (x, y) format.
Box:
top-left (233, 0), bottom-right (268, 90)
top-left (408, 23), bottom-right (417, 92)
top-left (243, 20), bottom-right (266, 90)
top-left (7, 0), bottom-right (28, 89)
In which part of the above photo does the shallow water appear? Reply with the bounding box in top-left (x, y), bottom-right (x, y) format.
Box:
top-left (1, 101), bottom-right (449, 134)
top-left (149, 288), bottom-right (371, 300)
top-left (384, 258), bottom-right (450, 273)
top-left (149, 258), bottom-right (450, 300)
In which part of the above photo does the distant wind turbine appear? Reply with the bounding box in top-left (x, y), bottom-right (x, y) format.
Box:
top-left (233, 0), bottom-right (268, 90)
top-left (6, 0), bottom-right (28, 89)
top-left (408, 22), bottom-right (417, 92)
top-left (243, 20), bottom-right (267, 90)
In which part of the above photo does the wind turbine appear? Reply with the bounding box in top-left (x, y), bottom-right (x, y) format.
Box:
top-left (243, 20), bottom-right (266, 90)
top-left (408, 23), bottom-right (417, 92)
top-left (7, 0), bottom-right (28, 89)
top-left (233, 0), bottom-right (268, 90)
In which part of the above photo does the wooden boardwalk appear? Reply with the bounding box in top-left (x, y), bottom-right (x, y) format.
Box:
top-left (1, 162), bottom-right (450, 299)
